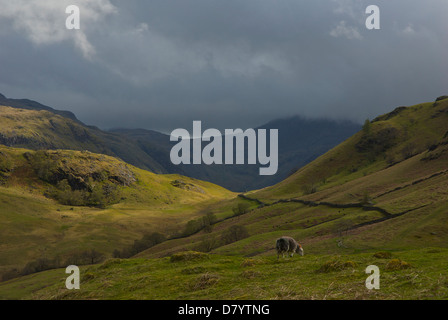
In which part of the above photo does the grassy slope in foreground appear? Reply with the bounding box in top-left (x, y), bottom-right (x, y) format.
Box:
top-left (0, 145), bottom-right (234, 276)
top-left (0, 248), bottom-right (447, 300)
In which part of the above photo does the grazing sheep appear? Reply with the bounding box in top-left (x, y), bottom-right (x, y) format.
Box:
top-left (276, 236), bottom-right (304, 259)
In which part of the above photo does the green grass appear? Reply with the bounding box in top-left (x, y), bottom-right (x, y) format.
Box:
top-left (0, 145), bottom-right (235, 276)
top-left (1, 97), bottom-right (448, 299)
top-left (0, 105), bottom-right (166, 173)
top-left (254, 99), bottom-right (448, 201)
top-left (129, 97), bottom-right (448, 269)
top-left (1, 248), bottom-right (447, 300)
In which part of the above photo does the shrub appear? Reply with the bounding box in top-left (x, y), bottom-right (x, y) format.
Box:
top-left (50, 178), bottom-right (122, 208)
top-left (195, 235), bottom-right (220, 253)
top-left (221, 225), bottom-right (249, 245)
top-left (113, 232), bottom-right (167, 258)
top-left (20, 256), bottom-right (62, 276)
top-left (84, 249), bottom-right (105, 265)
top-left (28, 150), bottom-right (129, 207)
top-left (202, 213), bottom-right (217, 232)
top-left (183, 219), bottom-right (203, 237)
top-left (65, 249), bottom-right (105, 266)
top-left (182, 213), bottom-right (218, 237)
top-left (30, 150), bottom-right (57, 182)
top-left (232, 203), bottom-right (251, 217)
top-left (355, 127), bottom-right (399, 157)
top-left (132, 232), bottom-right (166, 253)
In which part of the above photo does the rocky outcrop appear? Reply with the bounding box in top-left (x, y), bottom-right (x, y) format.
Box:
top-left (170, 179), bottom-right (205, 193)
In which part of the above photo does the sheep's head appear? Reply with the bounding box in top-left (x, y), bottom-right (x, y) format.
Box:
top-left (296, 245), bottom-right (304, 256)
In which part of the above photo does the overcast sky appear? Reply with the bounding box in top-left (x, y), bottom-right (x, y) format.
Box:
top-left (0, 0), bottom-right (447, 133)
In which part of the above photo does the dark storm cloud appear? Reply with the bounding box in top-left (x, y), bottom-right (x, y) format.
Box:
top-left (0, 0), bottom-right (447, 133)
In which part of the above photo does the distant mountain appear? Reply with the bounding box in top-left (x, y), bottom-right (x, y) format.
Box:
top-left (0, 92), bottom-right (359, 191)
top-left (254, 95), bottom-right (448, 201)
top-left (111, 117), bottom-right (360, 191)
top-left (0, 98), bottom-right (165, 173)
top-left (255, 116), bottom-right (361, 186)
top-left (0, 93), bottom-right (78, 121)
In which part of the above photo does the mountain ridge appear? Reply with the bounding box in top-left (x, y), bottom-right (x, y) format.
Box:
top-left (110, 116), bottom-right (360, 191)
top-left (0, 92), bottom-right (360, 191)
top-left (0, 93), bottom-right (78, 122)
top-left (131, 95), bottom-right (448, 259)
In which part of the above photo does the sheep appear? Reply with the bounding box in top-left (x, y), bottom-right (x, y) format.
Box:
top-left (276, 236), bottom-right (304, 259)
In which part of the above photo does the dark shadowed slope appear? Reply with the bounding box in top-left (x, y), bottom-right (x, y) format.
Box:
top-left (0, 92), bottom-right (360, 191)
top-left (111, 117), bottom-right (360, 191)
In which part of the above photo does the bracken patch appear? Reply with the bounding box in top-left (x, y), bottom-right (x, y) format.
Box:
top-left (386, 259), bottom-right (411, 271)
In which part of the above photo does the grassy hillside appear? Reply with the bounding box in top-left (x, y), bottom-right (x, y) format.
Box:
top-left (126, 97), bottom-right (448, 260)
top-left (0, 92), bottom-right (78, 121)
top-left (0, 105), bottom-right (165, 173)
top-left (0, 248), bottom-right (447, 300)
top-left (0, 145), bottom-right (234, 280)
top-left (253, 97), bottom-right (448, 201)
top-left (0, 96), bottom-right (447, 300)
top-left (1, 93), bottom-right (360, 192)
